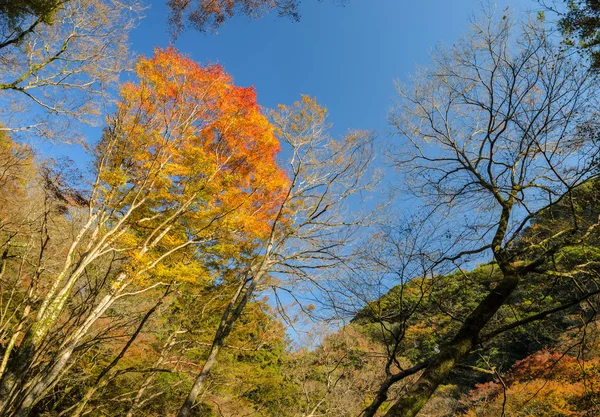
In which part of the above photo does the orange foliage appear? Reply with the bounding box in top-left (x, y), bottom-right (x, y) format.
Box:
top-left (463, 349), bottom-right (600, 417)
top-left (97, 47), bottom-right (288, 278)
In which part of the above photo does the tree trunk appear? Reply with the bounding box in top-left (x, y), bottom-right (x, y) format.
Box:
top-left (176, 344), bottom-right (221, 417)
top-left (360, 360), bottom-right (431, 417)
top-left (177, 272), bottom-right (260, 417)
top-left (10, 287), bottom-right (123, 417)
top-left (0, 333), bottom-right (38, 415)
top-left (125, 372), bottom-right (159, 417)
top-left (381, 273), bottom-right (519, 417)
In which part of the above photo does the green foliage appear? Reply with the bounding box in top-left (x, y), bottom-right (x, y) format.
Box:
top-left (559, 0), bottom-right (600, 68)
top-left (0, 0), bottom-right (62, 26)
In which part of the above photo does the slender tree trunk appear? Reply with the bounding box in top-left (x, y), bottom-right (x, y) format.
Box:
top-left (0, 271), bottom-right (123, 415)
top-left (0, 305), bottom-right (30, 381)
top-left (380, 273), bottom-right (519, 417)
top-left (125, 374), bottom-right (155, 417)
top-left (176, 272), bottom-right (261, 417)
top-left (177, 344), bottom-right (221, 417)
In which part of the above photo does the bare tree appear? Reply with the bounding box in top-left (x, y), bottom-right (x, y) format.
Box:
top-left (0, 0), bottom-right (143, 139)
top-left (362, 10), bottom-right (600, 417)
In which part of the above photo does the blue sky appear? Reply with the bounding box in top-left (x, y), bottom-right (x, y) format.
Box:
top-left (130, 0), bottom-right (531, 140)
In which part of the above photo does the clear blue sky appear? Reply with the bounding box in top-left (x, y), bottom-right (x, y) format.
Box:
top-left (130, 0), bottom-right (531, 139)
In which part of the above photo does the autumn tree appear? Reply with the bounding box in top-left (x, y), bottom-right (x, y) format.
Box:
top-left (51, 279), bottom-right (297, 417)
top-left (0, 47), bottom-right (289, 417)
top-left (176, 96), bottom-right (375, 417)
top-left (460, 322), bottom-right (600, 417)
top-left (360, 10), bottom-right (600, 417)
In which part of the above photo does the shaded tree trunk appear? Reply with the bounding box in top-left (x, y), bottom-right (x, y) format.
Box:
top-left (381, 273), bottom-right (519, 417)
